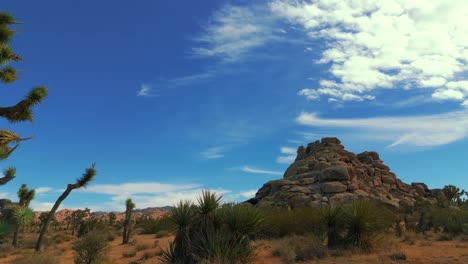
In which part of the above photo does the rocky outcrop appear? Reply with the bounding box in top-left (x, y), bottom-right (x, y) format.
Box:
top-left (249, 137), bottom-right (443, 209)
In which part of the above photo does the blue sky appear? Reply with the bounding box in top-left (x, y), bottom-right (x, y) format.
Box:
top-left (1, 0), bottom-right (467, 211)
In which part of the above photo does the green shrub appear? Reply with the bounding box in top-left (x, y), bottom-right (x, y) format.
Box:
top-left (155, 230), bottom-right (172, 238)
top-left (72, 230), bottom-right (109, 264)
top-left (159, 191), bottom-right (264, 264)
top-left (272, 235), bottom-right (328, 263)
top-left (138, 216), bottom-right (175, 234)
top-left (258, 206), bottom-right (323, 238)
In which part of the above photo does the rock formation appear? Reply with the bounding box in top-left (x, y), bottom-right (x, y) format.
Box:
top-left (249, 137), bottom-right (444, 209)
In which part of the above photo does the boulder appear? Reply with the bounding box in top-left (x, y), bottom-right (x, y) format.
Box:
top-left (319, 165), bottom-right (350, 182)
top-left (321, 182), bottom-right (348, 193)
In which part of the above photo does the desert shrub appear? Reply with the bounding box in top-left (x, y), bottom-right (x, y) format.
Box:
top-left (138, 216), bottom-right (175, 234)
top-left (272, 235), bottom-right (328, 263)
top-left (155, 230), bottom-right (172, 238)
top-left (0, 243), bottom-right (15, 258)
top-left (72, 230), bottom-right (109, 264)
top-left (430, 207), bottom-right (468, 235)
top-left (341, 200), bottom-right (392, 251)
top-left (140, 251), bottom-right (154, 260)
top-left (122, 250), bottom-right (137, 258)
top-left (389, 252), bottom-right (407, 261)
top-left (159, 191), bottom-right (264, 264)
top-left (12, 253), bottom-right (59, 264)
top-left (258, 206), bottom-right (323, 238)
top-left (50, 233), bottom-right (72, 245)
top-left (136, 243), bottom-right (151, 251)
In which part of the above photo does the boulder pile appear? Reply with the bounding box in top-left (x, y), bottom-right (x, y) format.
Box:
top-left (249, 137), bottom-right (444, 209)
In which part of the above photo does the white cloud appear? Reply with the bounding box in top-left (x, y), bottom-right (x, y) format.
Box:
top-left (277, 146), bottom-right (297, 164)
top-left (239, 190), bottom-right (257, 199)
top-left (137, 84), bottom-right (157, 97)
top-left (269, 0), bottom-right (468, 104)
top-left (200, 146), bottom-right (225, 159)
top-left (30, 201), bottom-right (57, 212)
top-left (79, 181), bottom-right (234, 211)
top-left (35, 187), bottom-right (52, 194)
top-left (193, 4), bottom-right (281, 62)
top-left (296, 110), bottom-right (468, 147)
top-left (240, 166), bottom-right (283, 176)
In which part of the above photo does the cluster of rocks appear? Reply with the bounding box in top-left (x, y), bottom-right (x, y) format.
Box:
top-left (248, 137), bottom-right (444, 209)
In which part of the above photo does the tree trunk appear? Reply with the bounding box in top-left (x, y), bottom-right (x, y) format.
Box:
top-left (12, 225), bottom-right (19, 247)
top-left (122, 219), bottom-right (128, 244)
top-left (35, 185), bottom-right (74, 252)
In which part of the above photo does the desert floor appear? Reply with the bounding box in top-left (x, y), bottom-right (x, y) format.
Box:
top-left (1, 231), bottom-right (467, 264)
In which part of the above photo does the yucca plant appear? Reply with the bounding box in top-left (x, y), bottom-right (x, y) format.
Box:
top-left (320, 203), bottom-right (345, 248)
top-left (161, 191), bottom-right (264, 263)
top-left (342, 199), bottom-right (391, 251)
top-left (169, 200), bottom-right (196, 263)
top-left (35, 164), bottom-right (96, 251)
top-left (12, 184), bottom-right (35, 246)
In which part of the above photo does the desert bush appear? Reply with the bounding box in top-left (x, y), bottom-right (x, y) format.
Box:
top-left (389, 252), bottom-right (407, 261)
top-left (159, 191), bottom-right (264, 264)
top-left (155, 230), bottom-right (172, 238)
top-left (0, 243), bottom-right (15, 258)
top-left (258, 206), bottom-right (323, 238)
top-left (50, 233), bottom-right (72, 245)
top-left (431, 207), bottom-right (468, 235)
top-left (122, 250), bottom-right (137, 258)
top-left (72, 230), bottom-right (109, 264)
top-left (140, 251), bottom-right (155, 260)
top-left (272, 235), bottom-right (328, 263)
top-left (136, 243), bottom-right (151, 251)
top-left (342, 200), bottom-right (392, 251)
top-left (12, 253), bottom-right (59, 264)
top-left (138, 216), bottom-right (175, 235)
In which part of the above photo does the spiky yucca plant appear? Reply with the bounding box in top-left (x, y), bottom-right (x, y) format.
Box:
top-left (12, 184), bottom-right (35, 246)
top-left (160, 191), bottom-right (264, 264)
top-left (320, 203), bottom-right (345, 248)
top-left (342, 200), bottom-right (391, 251)
top-left (35, 164), bottom-right (96, 251)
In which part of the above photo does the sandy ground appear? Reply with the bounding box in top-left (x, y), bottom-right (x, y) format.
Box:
top-left (1, 232), bottom-right (467, 263)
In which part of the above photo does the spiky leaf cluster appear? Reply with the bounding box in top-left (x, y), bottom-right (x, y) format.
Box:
top-left (0, 12), bottom-right (47, 178)
top-left (13, 206), bottom-right (34, 226)
top-left (17, 184), bottom-right (35, 206)
top-left (76, 163), bottom-right (96, 187)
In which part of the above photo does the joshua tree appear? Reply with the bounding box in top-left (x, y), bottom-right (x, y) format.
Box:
top-left (35, 164), bottom-right (96, 252)
top-left (122, 198), bottom-right (135, 244)
top-left (12, 184), bottom-right (35, 246)
top-left (0, 12), bottom-right (47, 186)
top-left (108, 212), bottom-right (116, 226)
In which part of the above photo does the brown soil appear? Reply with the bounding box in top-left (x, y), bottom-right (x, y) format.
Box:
top-left (1, 232), bottom-right (467, 264)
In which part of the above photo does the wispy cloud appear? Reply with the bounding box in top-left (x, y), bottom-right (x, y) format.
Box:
top-left (200, 146), bottom-right (225, 159)
top-left (35, 187), bottom-right (52, 194)
top-left (193, 4), bottom-right (282, 62)
top-left (296, 110), bottom-right (468, 147)
top-left (277, 146), bottom-right (296, 164)
top-left (137, 84), bottom-right (158, 97)
top-left (240, 166), bottom-right (283, 176)
top-left (239, 190), bottom-right (257, 199)
top-left (270, 0), bottom-right (468, 104)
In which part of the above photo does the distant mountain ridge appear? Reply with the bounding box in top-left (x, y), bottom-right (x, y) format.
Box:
top-left (248, 137), bottom-right (445, 209)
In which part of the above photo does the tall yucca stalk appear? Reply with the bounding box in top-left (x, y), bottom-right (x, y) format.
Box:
top-left (122, 198), bottom-right (135, 244)
top-left (35, 164), bottom-right (96, 251)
